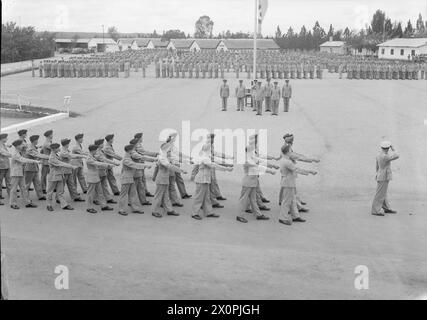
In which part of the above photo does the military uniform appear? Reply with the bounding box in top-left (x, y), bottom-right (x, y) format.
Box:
top-left (282, 83), bottom-right (292, 112)
top-left (220, 81), bottom-right (230, 111)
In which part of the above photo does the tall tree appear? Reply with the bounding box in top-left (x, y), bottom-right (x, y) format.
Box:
top-left (384, 18), bottom-right (393, 37)
top-left (392, 22), bottom-right (403, 38)
top-left (416, 13), bottom-right (425, 34)
top-left (107, 26), bottom-right (119, 41)
top-left (71, 33), bottom-right (79, 48)
top-left (275, 25), bottom-right (282, 38)
top-left (371, 9), bottom-right (386, 34)
top-left (194, 15), bottom-right (214, 38)
top-left (327, 24), bottom-right (334, 39)
top-left (161, 29), bottom-right (186, 41)
top-left (343, 27), bottom-right (351, 40)
top-left (404, 20), bottom-right (414, 37)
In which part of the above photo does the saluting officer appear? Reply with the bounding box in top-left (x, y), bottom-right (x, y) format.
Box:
top-left (371, 141), bottom-right (399, 216)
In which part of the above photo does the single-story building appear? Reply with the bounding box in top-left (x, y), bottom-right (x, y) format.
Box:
top-left (377, 38), bottom-right (427, 60)
top-left (222, 39), bottom-right (280, 51)
top-left (55, 37), bottom-right (119, 52)
top-left (87, 38), bottom-right (120, 52)
top-left (167, 39), bottom-right (196, 51)
top-left (117, 39), bottom-right (138, 51)
top-left (54, 38), bottom-right (91, 50)
top-left (319, 40), bottom-right (347, 54)
top-left (134, 38), bottom-right (155, 50)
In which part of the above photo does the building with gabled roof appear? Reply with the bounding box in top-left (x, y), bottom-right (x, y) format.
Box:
top-left (377, 38), bottom-right (427, 60)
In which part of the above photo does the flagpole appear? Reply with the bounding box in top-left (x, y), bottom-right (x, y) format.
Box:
top-left (253, 0), bottom-right (257, 81)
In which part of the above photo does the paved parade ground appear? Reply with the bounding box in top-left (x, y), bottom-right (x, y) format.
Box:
top-left (1, 70), bottom-right (427, 299)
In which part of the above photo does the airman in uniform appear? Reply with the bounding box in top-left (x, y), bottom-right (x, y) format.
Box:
top-left (271, 81), bottom-right (281, 116)
top-left (255, 81), bottom-right (264, 116)
top-left (264, 78), bottom-right (273, 112)
top-left (117, 144), bottom-right (152, 216)
top-left (85, 144), bottom-right (114, 214)
top-left (103, 134), bottom-right (122, 196)
top-left (278, 144), bottom-right (317, 225)
top-left (151, 141), bottom-right (186, 218)
top-left (59, 139), bottom-right (85, 202)
top-left (71, 133), bottom-right (88, 194)
top-left (236, 142), bottom-right (274, 223)
top-left (235, 80), bottom-right (246, 111)
top-left (220, 79), bottom-right (230, 111)
top-left (0, 134), bottom-right (12, 204)
top-left (191, 143), bottom-right (233, 220)
top-left (9, 140), bottom-right (40, 209)
top-left (93, 139), bottom-right (120, 205)
top-left (40, 130), bottom-right (53, 194)
top-left (371, 141), bottom-right (399, 216)
top-left (24, 135), bottom-right (48, 201)
top-left (282, 80), bottom-right (292, 112)
top-left (46, 143), bottom-right (76, 211)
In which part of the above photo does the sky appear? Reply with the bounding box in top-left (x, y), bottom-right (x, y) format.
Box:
top-left (2, 0), bottom-right (427, 36)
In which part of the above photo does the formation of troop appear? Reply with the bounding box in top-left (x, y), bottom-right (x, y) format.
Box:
top-left (219, 78), bottom-right (293, 115)
top-left (154, 50), bottom-right (327, 80)
top-left (38, 50), bottom-right (158, 79)
top-left (0, 129), bottom-right (321, 225)
top-left (37, 48), bottom-right (427, 80)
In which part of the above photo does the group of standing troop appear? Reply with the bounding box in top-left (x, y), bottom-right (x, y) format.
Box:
top-left (37, 49), bottom-right (427, 81)
top-left (219, 78), bottom-right (293, 115)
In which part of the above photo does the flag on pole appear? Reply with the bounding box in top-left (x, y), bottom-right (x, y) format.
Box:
top-left (258, 0), bottom-right (269, 34)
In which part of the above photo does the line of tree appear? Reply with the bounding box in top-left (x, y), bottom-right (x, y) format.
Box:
top-left (275, 10), bottom-right (427, 51)
top-left (1, 22), bottom-right (55, 63)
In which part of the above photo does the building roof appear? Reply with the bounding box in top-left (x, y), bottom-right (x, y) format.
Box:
top-left (170, 39), bottom-right (195, 49)
top-left (88, 38), bottom-right (118, 45)
top-left (55, 38), bottom-right (91, 43)
top-left (151, 39), bottom-right (169, 47)
top-left (51, 32), bottom-right (105, 39)
top-left (134, 38), bottom-right (152, 47)
top-left (377, 38), bottom-right (427, 48)
top-left (223, 39), bottom-right (280, 50)
top-left (118, 39), bottom-right (135, 45)
top-left (193, 39), bottom-right (221, 49)
top-left (319, 41), bottom-right (346, 47)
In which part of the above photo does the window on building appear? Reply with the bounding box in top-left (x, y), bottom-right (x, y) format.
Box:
top-left (411, 50), bottom-right (415, 56)
top-left (400, 49), bottom-right (404, 56)
top-left (381, 48), bottom-right (385, 55)
top-left (390, 49), bottom-right (394, 55)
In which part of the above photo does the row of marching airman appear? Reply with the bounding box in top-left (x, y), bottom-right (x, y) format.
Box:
top-left (1, 129), bottom-right (321, 225)
top-left (0, 129), bottom-right (193, 215)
